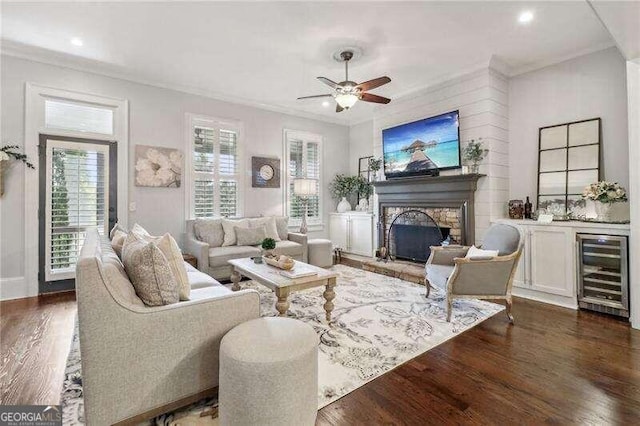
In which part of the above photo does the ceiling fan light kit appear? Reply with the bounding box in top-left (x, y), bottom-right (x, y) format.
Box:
top-left (297, 49), bottom-right (392, 112)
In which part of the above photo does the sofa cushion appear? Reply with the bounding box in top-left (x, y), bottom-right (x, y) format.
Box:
top-left (425, 264), bottom-right (455, 291)
top-left (274, 216), bottom-right (289, 241)
top-left (122, 233), bottom-right (179, 306)
top-left (194, 218), bottom-right (224, 248)
top-left (209, 245), bottom-right (262, 267)
top-left (109, 221), bottom-right (128, 240)
top-left (185, 262), bottom-right (220, 289)
top-left (111, 230), bottom-right (127, 258)
top-left (236, 226), bottom-right (267, 246)
top-left (274, 240), bottom-right (303, 258)
top-left (248, 217), bottom-right (281, 241)
top-left (221, 219), bottom-right (249, 247)
top-left (189, 285), bottom-right (233, 301)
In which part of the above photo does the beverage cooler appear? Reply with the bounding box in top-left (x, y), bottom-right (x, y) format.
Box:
top-left (576, 234), bottom-right (629, 318)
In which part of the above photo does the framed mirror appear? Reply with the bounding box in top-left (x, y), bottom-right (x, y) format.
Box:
top-left (537, 118), bottom-right (601, 219)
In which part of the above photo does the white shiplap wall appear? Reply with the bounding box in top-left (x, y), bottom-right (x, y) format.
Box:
top-left (370, 66), bottom-right (509, 244)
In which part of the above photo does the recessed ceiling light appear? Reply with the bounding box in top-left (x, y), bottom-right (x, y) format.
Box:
top-left (322, 101), bottom-right (330, 107)
top-left (518, 11), bottom-right (534, 24)
top-left (70, 37), bottom-right (83, 47)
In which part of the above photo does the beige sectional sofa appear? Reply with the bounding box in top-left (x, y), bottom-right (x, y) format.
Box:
top-left (185, 216), bottom-right (308, 280)
top-left (76, 228), bottom-right (260, 425)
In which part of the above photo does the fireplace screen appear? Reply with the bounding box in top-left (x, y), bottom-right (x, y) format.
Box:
top-left (386, 209), bottom-right (450, 263)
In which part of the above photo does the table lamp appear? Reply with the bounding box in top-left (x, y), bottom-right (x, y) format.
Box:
top-left (293, 178), bottom-right (318, 234)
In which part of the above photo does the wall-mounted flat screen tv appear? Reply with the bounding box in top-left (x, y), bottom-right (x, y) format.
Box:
top-left (382, 110), bottom-right (461, 179)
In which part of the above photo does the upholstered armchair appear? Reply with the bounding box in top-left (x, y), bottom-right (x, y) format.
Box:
top-left (425, 223), bottom-right (523, 323)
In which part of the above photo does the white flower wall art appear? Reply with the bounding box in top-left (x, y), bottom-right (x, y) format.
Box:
top-left (135, 145), bottom-right (183, 187)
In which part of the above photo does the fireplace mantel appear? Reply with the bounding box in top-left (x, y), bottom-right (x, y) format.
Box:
top-left (373, 174), bottom-right (485, 245)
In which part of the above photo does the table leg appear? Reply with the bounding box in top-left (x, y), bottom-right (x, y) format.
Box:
top-left (323, 278), bottom-right (336, 322)
top-left (230, 269), bottom-right (242, 292)
top-left (275, 288), bottom-right (290, 317)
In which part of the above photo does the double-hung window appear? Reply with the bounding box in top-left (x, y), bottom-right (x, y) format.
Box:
top-left (284, 129), bottom-right (322, 229)
top-left (187, 115), bottom-right (243, 218)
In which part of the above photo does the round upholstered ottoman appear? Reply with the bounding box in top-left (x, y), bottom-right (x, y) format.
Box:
top-left (307, 238), bottom-right (333, 268)
top-left (219, 317), bottom-right (319, 426)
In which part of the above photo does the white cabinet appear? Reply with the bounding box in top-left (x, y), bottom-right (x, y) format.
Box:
top-left (497, 219), bottom-right (630, 309)
top-left (329, 212), bottom-right (374, 257)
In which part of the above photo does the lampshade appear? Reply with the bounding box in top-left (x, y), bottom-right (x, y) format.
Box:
top-left (335, 93), bottom-right (358, 109)
top-left (293, 178), bottom-right (318, 196)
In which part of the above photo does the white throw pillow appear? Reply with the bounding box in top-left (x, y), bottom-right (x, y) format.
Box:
top-left (236, 226), bottom-right (267, 246)
top-left (465, 245), bottom-right (499, 259)
top-left (194, 218), bottom-right (224, 247)
top-left (248, 217), bottom-right (281, 241)
top-left (221, 219), bottom-right (249, 246)
top-left (131, 223), bottom-right (151, 238)
top-left (111, 230), bottom-right (128, 258)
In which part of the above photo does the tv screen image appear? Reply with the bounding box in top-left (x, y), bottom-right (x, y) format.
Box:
top-left (382, 111), bottom-right (461, 178)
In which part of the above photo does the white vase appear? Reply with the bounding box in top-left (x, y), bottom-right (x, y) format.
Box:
top-left (337, 197), bottom-right (352, 213)
top-left (595, 202), bottom-right (613, 222)
top-left (358, 198), bottom-right (368, 211)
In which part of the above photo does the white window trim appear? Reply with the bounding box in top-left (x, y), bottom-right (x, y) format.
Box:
top-left (184, 113), bottom-right (245, 220)
top-left (283, 129), bottom-right (324, 232)
top-left (25, 83), bottom-right (128, 297)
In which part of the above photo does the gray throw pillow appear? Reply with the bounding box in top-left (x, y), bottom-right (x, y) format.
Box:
top-left (194, 218), bottom-right (224, 247)
top-left (235, 226), bottom-right (267, 246)
top-left (274, 216), bottom-right (289, 240)
top-left (121, 233), bottom-right (179, 306)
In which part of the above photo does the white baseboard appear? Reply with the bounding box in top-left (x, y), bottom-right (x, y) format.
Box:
top-left (0, 276), bottom-right (33, 301)
top-left (512, 286), bottom-right (578, 310)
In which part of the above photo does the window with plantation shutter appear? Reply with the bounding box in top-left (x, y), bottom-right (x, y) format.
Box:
top-left (187, 115), bottom-right (243, 219)
top-left (284, 130), bottom-right (322, 228)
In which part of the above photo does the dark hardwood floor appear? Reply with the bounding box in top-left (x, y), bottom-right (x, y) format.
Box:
top-left (1, 287), bottom-right (639, 424)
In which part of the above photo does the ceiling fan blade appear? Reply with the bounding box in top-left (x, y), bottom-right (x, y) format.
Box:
top-left (297, 94), bottom-right (333, 100)
top-left (336, 104), bottom-right (344, 113)
top-left (317, 77), bottom-right (339, 89)
top-left (360, 93), bottom-right (391, 104)
top-left (356, 76), bottom-right (391, 92)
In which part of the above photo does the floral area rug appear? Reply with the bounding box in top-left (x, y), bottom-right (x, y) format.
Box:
top-left (60, 264), bottom-right (504, 424)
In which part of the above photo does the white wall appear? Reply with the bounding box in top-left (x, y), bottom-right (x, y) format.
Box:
top-left (0, 55), bottom-right (349, 299)
top-left (369, 67), bottom-right (510, 245)
top-left (627, 59), bottom-right (640, 329)
top-left (509, 47), bottom-right (629, 210)
top-left (348, 120), bottom-right (374, 176)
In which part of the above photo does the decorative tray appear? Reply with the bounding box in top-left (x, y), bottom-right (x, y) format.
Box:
top-left (262, 256), bottom-right (295, 270)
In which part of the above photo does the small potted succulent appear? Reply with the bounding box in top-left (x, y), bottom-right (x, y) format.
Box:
top-left (462, 138), bottom-right (488, 174)
top-left (261, 237), bottom-right (277, 258)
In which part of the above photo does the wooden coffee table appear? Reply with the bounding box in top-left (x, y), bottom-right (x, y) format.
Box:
top-left (228, 257), bottom-right (338, 321)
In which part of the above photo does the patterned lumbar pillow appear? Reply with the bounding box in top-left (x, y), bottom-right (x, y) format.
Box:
top-left (122, 233), bottom-right (179, 306)
top-left (235, 226), bottom-right (267, 246)
top-left (248, 217), bottom-right (281, 241)
top-left (221, 219), bottom-right (249, 246)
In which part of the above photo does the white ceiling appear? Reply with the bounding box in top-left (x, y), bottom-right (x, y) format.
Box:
top-left (1, 1), bottom-right (617, 125)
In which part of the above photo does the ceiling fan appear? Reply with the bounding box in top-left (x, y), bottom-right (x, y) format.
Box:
top-left (297, 50), bottom-right (391, 113)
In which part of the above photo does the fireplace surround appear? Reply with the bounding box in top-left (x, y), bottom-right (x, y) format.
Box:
top-left (373, 174), bottom-right (485, 252)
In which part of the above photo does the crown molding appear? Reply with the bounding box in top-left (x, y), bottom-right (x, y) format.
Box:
top-left (0, 39), bottom-right (351, 127)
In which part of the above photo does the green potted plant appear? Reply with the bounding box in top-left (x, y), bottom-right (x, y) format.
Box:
top-left (368, 157), bottom-right (383, 181)
top-left (329, 174), bottom-right (358, 212)
top-left (261, 237), bottom-right (277, 258)
top-left (0, 144), bottom-right (35, 196)
top-left (462, 138), bottom-right (488, 174)
top-left (355, 175), bottom-right (373, 211)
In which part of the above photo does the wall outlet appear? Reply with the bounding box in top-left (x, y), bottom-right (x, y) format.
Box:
top-left (129, 202), bottom-right (137, 212)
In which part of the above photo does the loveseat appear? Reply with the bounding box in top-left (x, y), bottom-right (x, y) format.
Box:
top-left (186, 216), bottom-right (308, 280)
top-left (76, 228), bottom-right (260, 425)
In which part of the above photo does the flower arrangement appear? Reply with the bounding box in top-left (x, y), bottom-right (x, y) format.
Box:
top-left (355, 175), bottom-right (373, 199)
top-left (462, 138), bottom-right (488, 173)
top-left (328, 174), bottom-right (358, 200)
top-left (0, 145), bottom-right (35, 169)
top-left (582, 181), bottom-right (627, 204)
